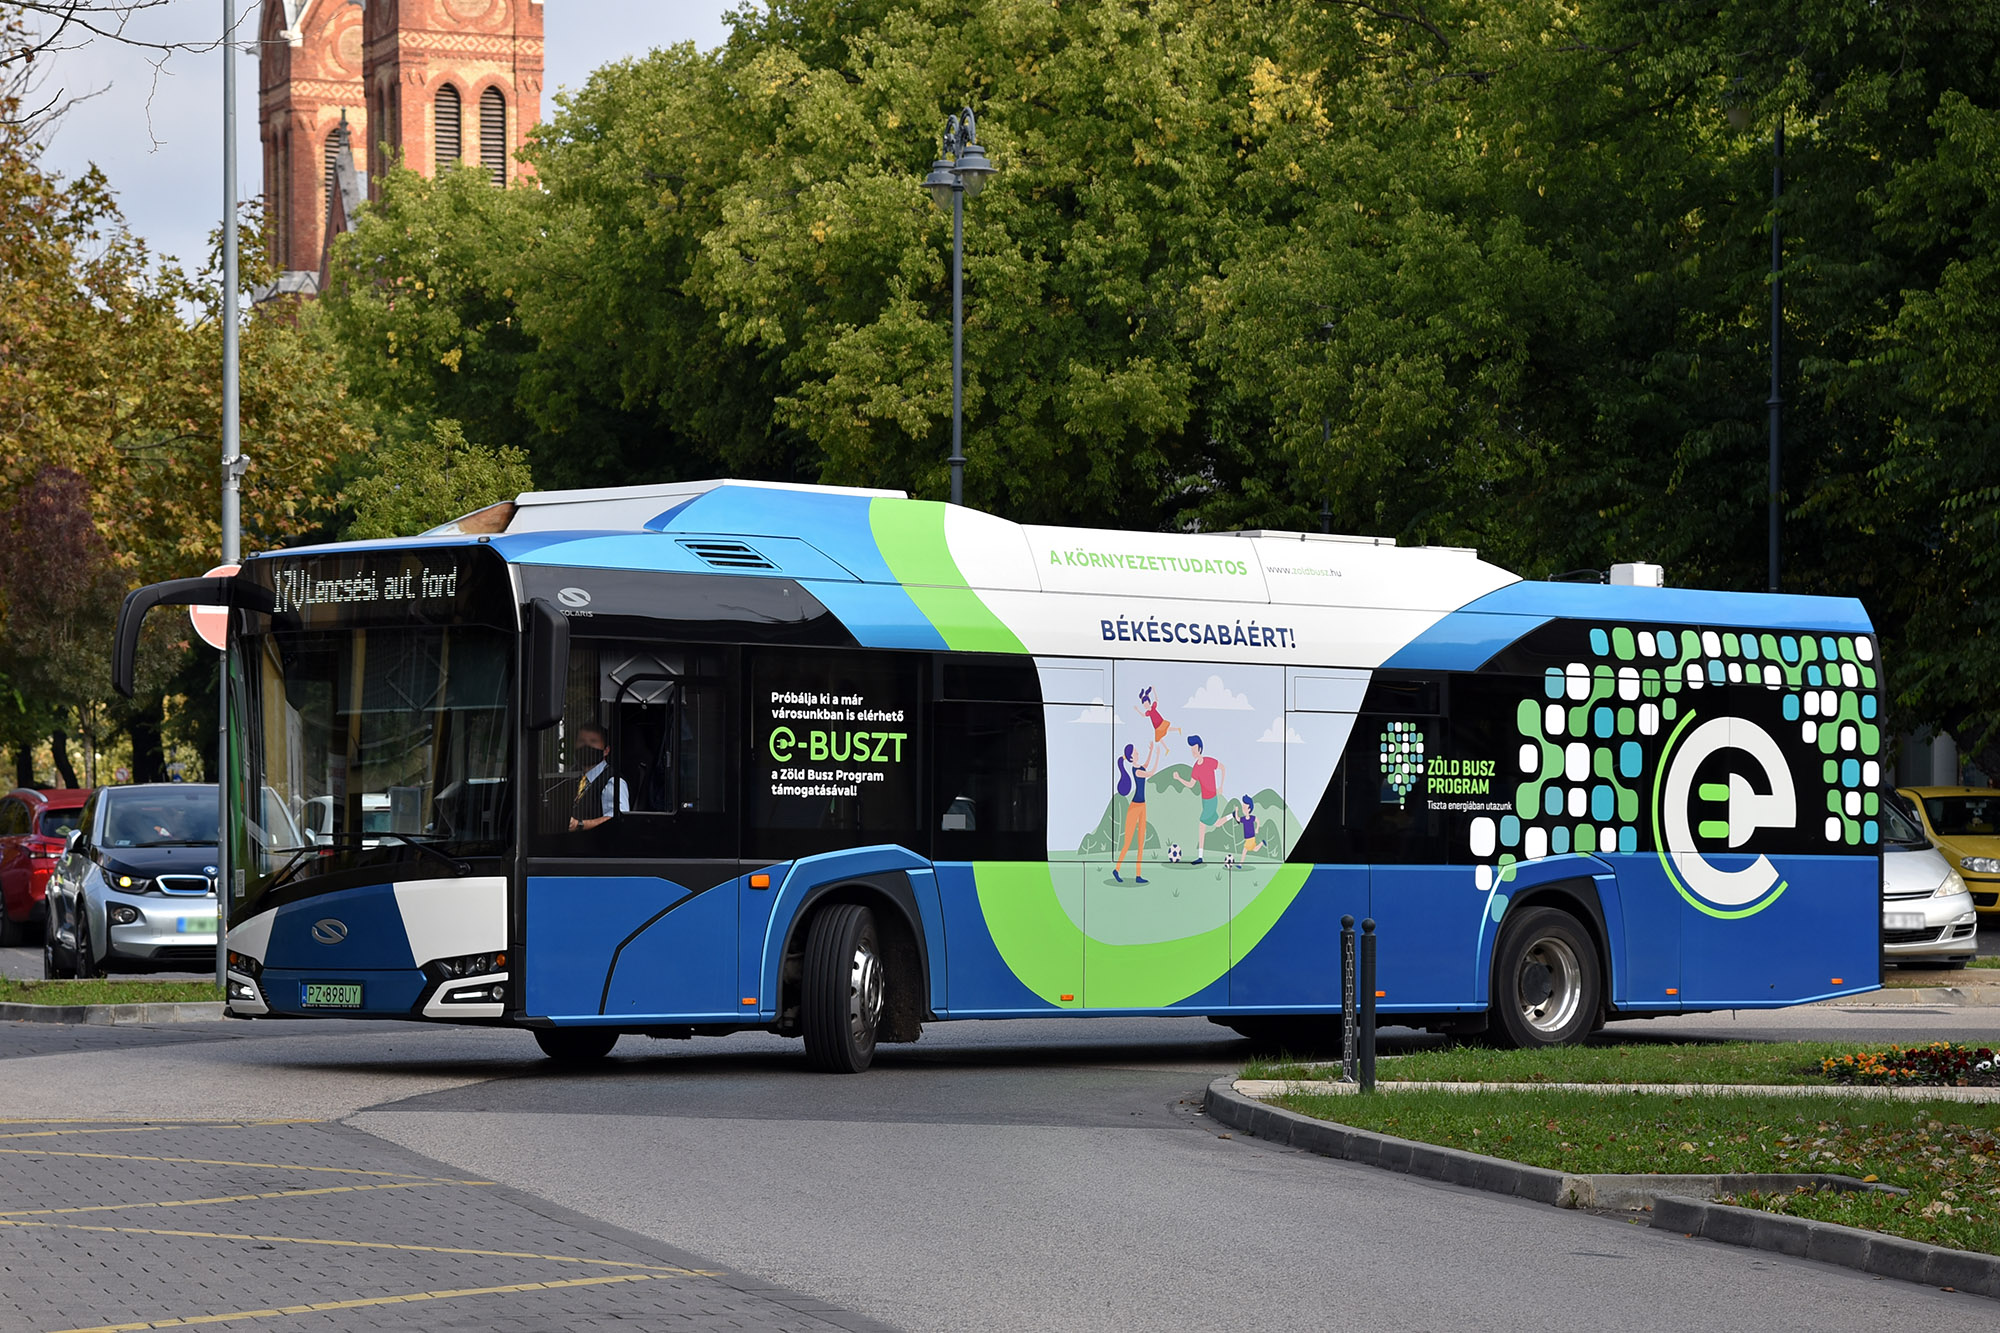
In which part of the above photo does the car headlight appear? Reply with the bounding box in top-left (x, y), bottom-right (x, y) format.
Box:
top-left (1960, 856), bottom-right (2000, 874)
top-left (113, 874), bottom-right (152, 892)
top-left (1937, 869), bottom-right (1970, 898)
top-left (108, 904), bottom-right (141, 925)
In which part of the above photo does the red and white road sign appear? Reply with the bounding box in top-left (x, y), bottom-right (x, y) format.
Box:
top-left (189, 563), bottom-right (239, 650)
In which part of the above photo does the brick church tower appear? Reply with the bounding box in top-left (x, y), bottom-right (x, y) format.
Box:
top-left (259, 0), bottom-right (544, 284)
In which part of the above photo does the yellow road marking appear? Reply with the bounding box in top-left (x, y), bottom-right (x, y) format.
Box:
top-left (43, 1272), bottom-right (664, 1332)
top-left (0, 1120), bottom-right (313, 1127)
top-left (0, 1218), bottom-right (722, 1276)
top-left (0, 1179), bottom-right (487, 1219)
top-left (0, 1126), bottom-right (293, 1141)
top-left (0, 1147), bottom-right (468, 1180)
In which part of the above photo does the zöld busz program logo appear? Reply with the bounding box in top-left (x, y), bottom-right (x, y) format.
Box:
top-left (1653, 712), bottom-right (1798, 918)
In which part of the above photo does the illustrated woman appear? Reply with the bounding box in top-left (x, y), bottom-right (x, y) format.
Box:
top-left (1112, 741), bottom-right (1158, 883)
top-left (1135, 686), bottom-right (1179, 745)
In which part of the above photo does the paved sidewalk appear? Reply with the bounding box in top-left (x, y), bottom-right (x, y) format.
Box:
top-left (0, 1117), bottom-right (891, 1333)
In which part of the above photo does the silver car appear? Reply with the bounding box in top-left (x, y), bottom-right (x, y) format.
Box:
top-left (1880, 795), bottom-right (1978, 968)
top-left (44, 784), bottom-right (220, 979)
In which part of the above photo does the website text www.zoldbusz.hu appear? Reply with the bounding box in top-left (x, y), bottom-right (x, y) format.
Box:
top-left (765, 690), bottom-right (908, 799)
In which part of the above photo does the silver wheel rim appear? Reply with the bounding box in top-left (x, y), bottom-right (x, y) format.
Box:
top-left (1516, 935), bottom-right (1582, 1035)
top-left (848, 938), bottom-right (883, 1049)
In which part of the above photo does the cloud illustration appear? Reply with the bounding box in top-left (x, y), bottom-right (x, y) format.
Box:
top-left (1257, 716), bottom-right (1304, 744)
top-left (1065, 700), bottom-right (1112, 726)
top-left (1185, 675), bottom-right (1253, 710)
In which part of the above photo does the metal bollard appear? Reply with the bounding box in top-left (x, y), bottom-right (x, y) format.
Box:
top-left (1340, 914), bottom-right (1357, 1083)
top-left (1359, 918), bottom-right (1378, 1093)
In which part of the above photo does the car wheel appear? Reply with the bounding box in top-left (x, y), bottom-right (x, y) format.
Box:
top-left (1491, 906), bottom-right (1601, 1049)
top-left (42, 921), bottom-right (71, 979)
top-left (801, 903), bottom-right (883, 1074)
top-left (532, 1028), bottom-right (618, 1065)
top-left (72, 913), bottom-right (103, 980)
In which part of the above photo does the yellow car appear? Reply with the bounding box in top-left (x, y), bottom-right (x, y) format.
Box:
top-left (1898, 787), bottom-right (2000, 915)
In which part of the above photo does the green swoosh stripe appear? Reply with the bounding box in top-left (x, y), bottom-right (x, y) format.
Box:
top-left (869, 499), bottom-right (1024, 654)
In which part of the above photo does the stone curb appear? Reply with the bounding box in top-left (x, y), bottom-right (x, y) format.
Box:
top-left (1234, 1077), bottom-right (2000, 1103)
top-left (1205, 1077), bottom-right (1998, 1299)
top-left (1653, 1194), bottom-right (2000, 1298)
top-left (0, 1001), bottom-right (224, 1025)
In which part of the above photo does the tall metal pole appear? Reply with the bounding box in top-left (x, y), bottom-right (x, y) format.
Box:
top-left (216, 0), bottom-right (242, 992)
top-left (948, 183), bottom-right (965, 507)
top-left (1767, 112), bottom-right (1783, 595)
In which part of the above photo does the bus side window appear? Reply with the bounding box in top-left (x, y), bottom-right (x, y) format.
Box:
top-left (931, 701), bottom-right (1047, 862)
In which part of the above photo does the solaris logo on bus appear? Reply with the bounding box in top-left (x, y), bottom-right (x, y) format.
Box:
top-left (1381, 722), bottom-right (1425, 807)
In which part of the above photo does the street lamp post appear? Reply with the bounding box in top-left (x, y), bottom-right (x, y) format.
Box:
top-left (923, 107), bottom-right (996, 507)
top-left (217, 0), bottom-right (244, 992)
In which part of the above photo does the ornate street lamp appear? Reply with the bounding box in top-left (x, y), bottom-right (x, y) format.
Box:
top-left (924, 107), bottom-right (998, 506)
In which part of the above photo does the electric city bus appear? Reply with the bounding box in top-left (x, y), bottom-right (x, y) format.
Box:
top-left (112, 480), bottom-right (1886, 1071)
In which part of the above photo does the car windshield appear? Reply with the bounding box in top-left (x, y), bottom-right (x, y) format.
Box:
top-left (1879, 798), bottom-right (1927, 848)
top-left (1921, 796), bottom-right (1999, 837)
top-left (37, 808), bottom-right (83, 838)
top-left (101, 788), bottom-right (218, 847)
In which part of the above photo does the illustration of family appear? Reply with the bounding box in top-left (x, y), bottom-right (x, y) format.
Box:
top-left (1112, 686), bottom-right (1260, 883)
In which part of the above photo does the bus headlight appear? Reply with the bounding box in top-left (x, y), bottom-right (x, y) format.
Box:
top-left (430, 951), bottom-right (506, 980)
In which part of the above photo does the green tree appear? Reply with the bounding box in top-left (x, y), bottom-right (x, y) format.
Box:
top-left (343, 418), bottom-right (534, 539)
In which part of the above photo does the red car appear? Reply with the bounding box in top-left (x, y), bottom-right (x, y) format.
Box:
top-left (0, 787), bottom-right (92, 945)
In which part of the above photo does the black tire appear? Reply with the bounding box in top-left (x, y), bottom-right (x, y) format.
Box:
top-left (801, 903), bottom-right (883, 1073)
top-left (72, 913), bottom-right (103, 979)
top-left (1936, 959), bottom-right (1970, 971)
top-left (1490, 905), bottom-right (1601, 1049)
top-left (0, 909), bottom-right (20, 948)
top-left (42, 917), bottom-right (71, 979)
top-left (533, 1027), bottom-right (619, 1064)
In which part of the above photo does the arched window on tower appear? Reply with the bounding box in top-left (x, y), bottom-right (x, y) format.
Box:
top-left (435, 84), bottom-right (461, 175)
top-left (323, 128), bottom-right (342, 231)
top-left (480, 86), bottom-right (507, 187)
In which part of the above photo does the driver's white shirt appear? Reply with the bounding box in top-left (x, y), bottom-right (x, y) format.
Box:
top-left (584, 761), bottom-right (630, 820)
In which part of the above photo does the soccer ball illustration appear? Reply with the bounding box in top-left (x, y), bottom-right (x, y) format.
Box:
top-left (1224, 851), bottom-right (1237, 868)
top-left (1167, 844), bottom-right (1182, 863)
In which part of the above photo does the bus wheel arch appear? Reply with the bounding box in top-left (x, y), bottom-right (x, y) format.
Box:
top-left (1489, 883), bottom-right (1608, 1048)
top-left (780, 878), bottom-right (927, 1051)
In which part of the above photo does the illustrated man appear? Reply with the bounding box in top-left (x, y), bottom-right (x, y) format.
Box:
top-left (1182, 734), bottom-right (1226, 864)
top-left (568, 724), bottom-right (629, 832)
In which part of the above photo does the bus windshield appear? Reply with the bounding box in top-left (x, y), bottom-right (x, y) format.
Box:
top-left (234, 621), bottom-right (513, 910)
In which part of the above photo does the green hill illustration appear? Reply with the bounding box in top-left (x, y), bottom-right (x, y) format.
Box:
top-left (1075, 765), bottom-right (1302, 860)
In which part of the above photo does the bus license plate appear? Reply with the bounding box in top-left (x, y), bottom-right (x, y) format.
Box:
top-left (1885, 912), bottom-right (1926, 931)
top-left (302, 983), bottom-right (363, 1008)
top-left (177, 916), bottom-right (216, 934)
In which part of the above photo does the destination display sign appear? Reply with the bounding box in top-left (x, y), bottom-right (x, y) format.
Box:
top-left (250, 548), bottom-right (512, 629)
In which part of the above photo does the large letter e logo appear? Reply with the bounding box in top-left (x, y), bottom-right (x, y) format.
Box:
top-left (1659, 717), bottom-right (1796, 916)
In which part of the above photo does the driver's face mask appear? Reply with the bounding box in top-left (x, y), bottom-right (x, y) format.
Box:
top-left (575, 744), bottom-right (605, 768)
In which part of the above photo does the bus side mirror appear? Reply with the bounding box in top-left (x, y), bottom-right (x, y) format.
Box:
top-left (525, 599), bottom-right (569, 731)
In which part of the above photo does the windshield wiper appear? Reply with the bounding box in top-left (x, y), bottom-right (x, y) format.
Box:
top-left (261, 843), bottom-right (323, 895)
top-left (315, 831), bottom-right (472, 876)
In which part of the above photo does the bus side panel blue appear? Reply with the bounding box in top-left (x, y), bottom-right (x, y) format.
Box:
top-left (602, 884), bottom-right (740, 1021)
top-left (1228, 866), bottom-right (1367, 1010)
top-left (906, 867), bottom-right (949, 1017)
top-left (1678, 854), bottom-right (1880, 1007)
top-left (798, 581), bottom-right (949, 651)
top-left (524, 875), bottom-right (690, 1021)
top-left (1587, 857), bottom-right (1681, 1009)
top-left (1369, 865), bottom-right (1483, 1009)
top-left (755, 846), bottom-right (936, 1021)
top-left (933, 862), bottom-right (1063, 1015)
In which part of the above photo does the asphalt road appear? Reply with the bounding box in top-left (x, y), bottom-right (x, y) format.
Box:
top-left (2, 1004), bottom-right (1999, 1332)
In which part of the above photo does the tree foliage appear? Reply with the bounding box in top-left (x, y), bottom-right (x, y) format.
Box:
top-left (318, 0), bottom-right (2000, 757)
top-left (344, 417), bottom-right (534, 539)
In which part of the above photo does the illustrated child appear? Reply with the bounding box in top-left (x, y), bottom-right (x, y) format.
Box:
top-left (1234, 795), bottom-right (1260, 855)
top-left (1134, 686), bottom-right (1180, 745)
top-left (1176, 734), bottom-right (1226, 864)
top-left (1112, 741), bottom-right (1158, 884)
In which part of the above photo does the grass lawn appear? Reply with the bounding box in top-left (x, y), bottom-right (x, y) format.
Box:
top-left (0, 978), bottom-right (217, 1006)
top-left (1244, 1040), bottom-right (1867, 1086)
top-left (1256, 1036), bottom-right (2000, 1256)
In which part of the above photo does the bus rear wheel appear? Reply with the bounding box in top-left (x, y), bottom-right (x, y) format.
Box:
top-left (533, 1028), bottom-right (619, 1065)
top-left (1491, 906), bottom-right (1600, 1049)
top-left (802, 903), bottom-right (882, 1074)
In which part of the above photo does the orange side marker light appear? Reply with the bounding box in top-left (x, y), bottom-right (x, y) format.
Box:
top-left (1831, 978), bottom-right (1843, 985)
top-left (1665, 988), bottom-right (1679, 995)
top-left (1375, 991), bottom-right (1385, 998)
top-left (1059, 994), bottom-right (1075, 1002)
top-left (741, 997), bottom-right (758, 1006)
top-left (749, 874), bottom-right (771, 889)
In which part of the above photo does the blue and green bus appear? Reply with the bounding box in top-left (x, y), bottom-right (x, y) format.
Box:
top-left (113, 480), bottom-right (1885, 1070)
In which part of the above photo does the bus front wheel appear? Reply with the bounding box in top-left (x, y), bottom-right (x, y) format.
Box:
top-left (1491, 906), bottom-right (1600, 1048)
top-left (802, 903), bottom-right (882, 1074)
top-left (533, 1027), bottom-right (619, 1065)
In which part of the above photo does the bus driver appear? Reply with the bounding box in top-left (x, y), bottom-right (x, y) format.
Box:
top-left (568, 724), bottom-right (629, 832)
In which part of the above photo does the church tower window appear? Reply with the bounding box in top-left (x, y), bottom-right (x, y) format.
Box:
top-left (480, 86), bottom-right (507, 187)
top-left (435, 84), bottom-right (462, 174)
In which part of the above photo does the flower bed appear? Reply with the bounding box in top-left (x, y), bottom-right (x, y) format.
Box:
top-left (1818, 1041), bottom-right (1998, 1087)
